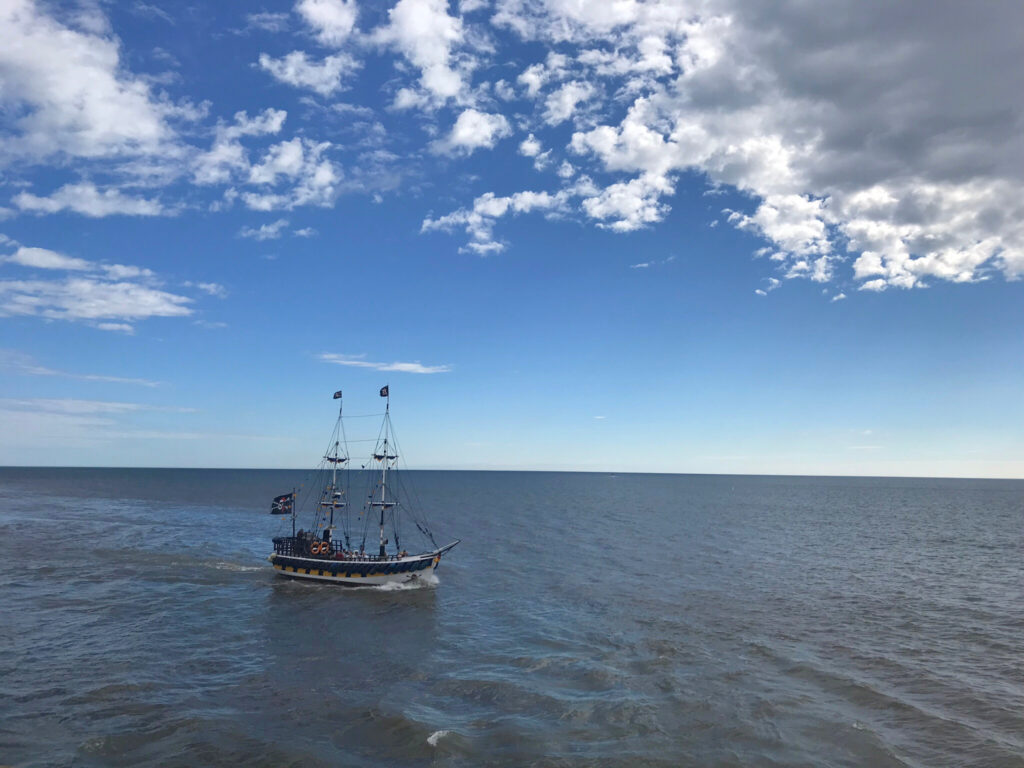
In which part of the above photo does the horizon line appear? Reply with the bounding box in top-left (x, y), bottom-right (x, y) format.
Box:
top-left (1, 466), bottom-right (1022, 482)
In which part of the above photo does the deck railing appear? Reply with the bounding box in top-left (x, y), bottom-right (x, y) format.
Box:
top-left (271, 536), bottom-right (408, 561)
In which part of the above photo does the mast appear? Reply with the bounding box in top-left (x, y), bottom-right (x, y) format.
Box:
top-left (379, 386), bottom-right (389, 558)
top-left (320, 390), bottom-right (348, 550)
top-left (370, 384), bottom-right (395, 558)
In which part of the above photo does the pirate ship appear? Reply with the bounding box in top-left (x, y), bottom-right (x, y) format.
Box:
top-left (269, 387), bottom-right (458, 585)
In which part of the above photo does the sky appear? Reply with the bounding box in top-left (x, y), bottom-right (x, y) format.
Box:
top-left (1, 0), bottom-right (1022, 476)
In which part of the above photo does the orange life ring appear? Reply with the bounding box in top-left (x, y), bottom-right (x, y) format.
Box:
top-left (311, 541), bottom-right (323, 555)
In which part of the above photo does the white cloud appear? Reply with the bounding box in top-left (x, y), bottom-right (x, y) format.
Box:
top-left (258, 51), bottom-right (359, 96)
top-left (14, 182), bottom-right (165, 217)
top-left (296, 0), bottom-right (358, 45)
top-left (630, 254), bottom-right (676, 270)
top-left (242, 139), bottom-right (340, 210)
top-left (516, 52), bottom-right (568, 97)
top-left (433, 109), bottom-right (511, 155)
top-left (581, 173), bottom-right (674, 232)
top-left (519, 134), bottom-right (542, 157)
top-left (0, 277), bottom-right (193, 325)
top-left (193, 109), bottom-right (288, 186)
top-left (96, 322), bottom-right (135, 333)
top-left (101, 264), bottom-right (155, 280)
top-left (374, 0), bottom-right (468, 106)
top-left (5, 246), bottom-right (92, 271)
top-left (196, 282), bottom-right (227, 298)
top-left (0, 243), bottom-right (230, 330)
top-left (493, 79), bottom-right (516, 101)
top-left (319, 352), bottom-right (452, 374)
top-left (239, 219), bottom-right (290, 240)
top-left (543, 80), bottom-right (594, 125)
top-left (469, 0), bottom-right (1024, 292)
top-left (0, 0), bottom-right (186, 163)
top-left (423, 188), bottom-right (570, 253)
top-left (248, 139), bottom-right (308, 184)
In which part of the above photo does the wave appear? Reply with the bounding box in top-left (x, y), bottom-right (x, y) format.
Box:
top-left (209, 561), bottom-right (265, 573)
top-left (427, 729), bottom-right (450, 746)
top-left (374, 573), bottom-right (440, 591)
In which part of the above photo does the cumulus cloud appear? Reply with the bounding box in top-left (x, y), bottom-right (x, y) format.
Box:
top-left (319, 352), bottom-right (452, 374)
top-left (433, 109), bottom-right (511, 155)
top-left (193, 109), bottom-right (288, 186)
top-left (374, 0), bottom-right (469, 106)
top-left (242, 138), bottom-right (340, 209)
top-left (543, 80), bottom-right (594, 125)
top-left (258, 51), bottom-right (359, 96)
top-left (5, 0), bottom-right (1024, 297)
top-left (0, 0), bottom-right (188, 163)
top-left (297, 0), bottom-right (358, 45)
top-left (423, 187), bottom-right (572, 254)
top-left (419, 0), bottom-right (1024, 291)
top-left (193, 113), bottom-right (340, 211)
top-left (519, 134), bottom-right (542, 157)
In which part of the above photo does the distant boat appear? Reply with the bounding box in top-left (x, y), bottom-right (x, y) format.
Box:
top-left (269, 387), bottom-right (458, 585)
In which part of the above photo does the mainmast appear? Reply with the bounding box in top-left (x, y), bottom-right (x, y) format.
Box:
top-left (372, 385), bottom-right (397, 558)
top-left (321, 390), bottom-right (348, 548)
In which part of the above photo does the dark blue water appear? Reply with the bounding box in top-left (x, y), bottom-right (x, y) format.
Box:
top-left (1, 469), bottom-right (1022, 767)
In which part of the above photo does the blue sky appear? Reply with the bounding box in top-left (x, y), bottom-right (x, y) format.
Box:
top-left (1, 0), bottom-right (1022, 476)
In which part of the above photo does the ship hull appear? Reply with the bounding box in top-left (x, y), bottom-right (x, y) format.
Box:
top-left (268, 551), bottom-right (442, 586)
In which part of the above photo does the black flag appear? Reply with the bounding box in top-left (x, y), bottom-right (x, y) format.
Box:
top-left (332, 390), bottom-right (342, 399)
top-left (271, 492), bottom-right (294, 515)
top-left (379, 385), bottom-right (389, 397)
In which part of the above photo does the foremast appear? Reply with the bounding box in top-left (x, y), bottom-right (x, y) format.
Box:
top-left (319, 390), bottom-right (349, 549)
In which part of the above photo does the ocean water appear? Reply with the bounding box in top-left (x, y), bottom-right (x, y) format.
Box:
top-left (0, 468), bottom-right (1021, 767)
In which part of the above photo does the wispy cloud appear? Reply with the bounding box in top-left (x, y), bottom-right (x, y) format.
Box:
top-left (0, 349), bottom-right (159, 386)
top-left (14, 182), bottom-right (167, 218)
top-left (319, 352), bottom-right (452, 374)
top-left (244, 12), bottom-right (290, 33)
top-left (0, 244), bottom-right (223, 332)
top-left (183, 281), bottom-right (228, 298)
top-left (0, 398), bottom-right (196, 414)
top-left (630, 255), bottom-right (676, 270)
